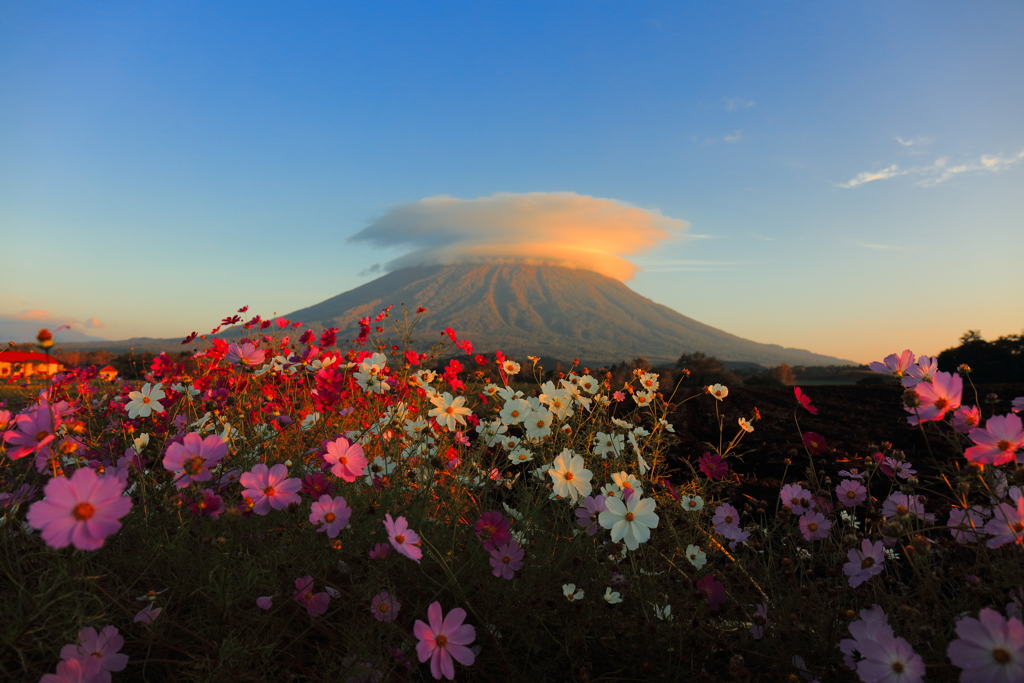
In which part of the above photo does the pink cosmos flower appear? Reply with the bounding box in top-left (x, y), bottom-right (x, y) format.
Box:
top-left (836, 479), bottom-right (867, 508)
top-left (489, 540), bottom-right (525, 579)
top-left (473, 511), bottom-right (512, 551)
top-left (947, 608), bottom-right (1024, 683)
top-left (953, 405), bottom-right (982, 434)
top-left (322, 436), bottom-right (368, 483)
top-left (40, 657), bottom-right (102, 683)
top-left (384, 513), bottom-right (422, 563)
top-left (696, 574), bottom-right (726, 611)
top-left (225, 342), bottom-right (266, 367)
top-left (256, 596), bottom-right (273, 610)
top-left (880, 457), bottom-right (917, 480)
top-left (575, 495), bottom-right (608, 536)
top-left (239, 463), bottom-right (302, 515)
top-left (134, 603), bottom-right (162, 625)
top-left (26, 468), bottom-right (132, 551)
top-left (881, 492), bottom-right (934, 522)
top-left (985, 498), bottom-right (1024, 548)
top-left (857, 634), bottom-right (925, 683)
top-left (947, 506), bottom-right (989, 545)
top-left (1013, 396), bottom-right (1024, 414)
top-left (413, 601), bottom-right (477, 680)
top-left (293, 576), bottom-right (330, 617)
top-left (308, 494), bottom-right (351, 538)
top-left (869, 350), bottom-right (915, 378)
top-left (906, 371), bottom-right (961, 424)
top-left (780, 483), bottom-right (814, 515)
top-left (901, 355), bottom-right (937, 388)
top-left (844, 539), bottom-right (885, 587)
top-left (794, 387), bottom-right (818, 415)
top-left (59, 625), bottom-right (129, 681)
top-left (750, 603), bottom-right (769, 639)
top-left (699, 452), bottom-right (728, 480)
top-left (368, 542), bottom-right (392, 560)
top-left (799, 510), bottom-right (832, 541)
top-left (711, 503), bottom-right (743, 539)
top-left (802, 432), bottom-right (827, 455)
top-left (965, 413), bottom-right (1024, 467)
top-left (840, 605), bottom-right (895, 669)
top-left (162, 432), bottom-right (226, 488)
top-left (3, 403), bottom-right (58, 460)
top-left (370, 591), bottom-right (401, 623)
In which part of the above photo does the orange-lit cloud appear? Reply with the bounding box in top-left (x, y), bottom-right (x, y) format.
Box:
top-left (11, 309), bottom-right (55, 321)
top-left (85, 317), bottom-right (105, 328)
top-left (349, 192), bottom-right (688, 281)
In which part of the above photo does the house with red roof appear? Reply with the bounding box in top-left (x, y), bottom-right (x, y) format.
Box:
top-left (0, 352), bottom-right (66, 378)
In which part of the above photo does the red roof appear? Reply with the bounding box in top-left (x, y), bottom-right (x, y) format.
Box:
top-left (0, 352), bottom-right (66, 364)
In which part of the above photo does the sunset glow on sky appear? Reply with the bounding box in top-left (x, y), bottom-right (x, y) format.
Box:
top-left (2, 2), bottom-right (1021, 364)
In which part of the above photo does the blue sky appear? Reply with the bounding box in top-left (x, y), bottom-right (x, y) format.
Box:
top-left (2, 1), bottom-right (1021, 364)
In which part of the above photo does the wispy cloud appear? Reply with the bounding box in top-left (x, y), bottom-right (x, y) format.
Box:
top-left (838, 165), bottom-right (907, 188)
top-left (10, 309), bottom-right (55, 321)
top-left (725, 97), bottom-right (754, 112)
top-left (839, 149), bottom-right (1024, 188)
top-left (724, 130), bottom-right (745, 143)
top-left (85, 317), bottom-right (105, 329)
top-left (857, 242), bottom-right (902, 251)
top-left (895, 136), bottom-right (931, 148)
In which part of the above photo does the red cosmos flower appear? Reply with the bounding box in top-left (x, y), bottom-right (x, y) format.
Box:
top-left (794, 387), bottom-right (818, 415)
top-left (698, 452), bottom-right (728, 480)
top-left (802, 432), bottom-right (828, 455)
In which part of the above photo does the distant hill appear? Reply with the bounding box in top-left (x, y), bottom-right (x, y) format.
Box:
top-left (0, 321), bottom-right (107, 345)
top-left (283, 264), bottom-right (856, 367)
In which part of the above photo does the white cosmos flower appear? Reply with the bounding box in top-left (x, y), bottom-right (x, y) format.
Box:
top-left (738, 418), bottom-right (754, 433)
top-left (603, 587), bottom-right (623, 604)
top-left (499, 398), bottom-right (531, 425)
top-left (685, 544), bottom-right (707, 569)
top-left (562, 584), bottom-right (584, 601)
top-left (547, 450), bottom-right (593, 503)
top-left (680, 495), bottom-right (704, 512)
top-left (592, 432), bottom-right (624, 459)
top-left (599, 494), bottom-right (659, 551)
top-left (427, 392), bottom-right (472, 431)
top-left (125, 383), bottom-right (166, 419)
top-left (708, 384), bottom-right (729, 400)
top-left (523, 408), bottom-right (554, 439)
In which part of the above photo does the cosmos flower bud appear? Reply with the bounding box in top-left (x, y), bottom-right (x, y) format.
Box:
top-left (36, 328), bottom-right (54, 349)
top-left (902, 389), bottom-right (921, 409)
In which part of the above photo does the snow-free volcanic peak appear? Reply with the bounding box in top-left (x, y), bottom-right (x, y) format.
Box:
top-left (284, 263), bottom-right (854, 366)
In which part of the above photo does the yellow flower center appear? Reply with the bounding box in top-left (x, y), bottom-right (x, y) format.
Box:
top-left (624, 512), bottom-right (635, 522)
top-left (73, 502), bottom-right (95, 521)
top-left (993, 648), bottom-right (1011, 665)
top-left (183, 456), bottom-right (205, 475)
top-left (861, 557), bottom-right (875, 569)
top-left (324, 512), bottom-right (336, 523)
top-left (263, 486), bottom-right (276, 496)
top-left (436, 634), bottom-right (448, 648)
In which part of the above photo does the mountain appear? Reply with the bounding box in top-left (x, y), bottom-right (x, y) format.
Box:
top-left (283, 264), bottom-right (855, 366)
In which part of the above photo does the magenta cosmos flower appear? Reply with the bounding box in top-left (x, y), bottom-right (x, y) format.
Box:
top-left (239, 463), bottom-right (301, 515)
top-left (162, 432), bottom-right (227, 488)
top-left (965, 413), bottom-right (1024, 467)
top-left (696, 574), bottom-right (726, 611)
top-left (370, 591), bottom-right (401, 623)
top-left (384, 513), bottom-right (422, 562)
top-left (802, 432), bottom-right (827, 455)
top-left (473, 511), bottom-right (512, 550)
top-left (414, 601), bottom-right (477, 680)
top-left (985, 498), bottom-right (1024, 549)
top-left (293, 576), bottom-right (330, 617)
top-left (308, 494), bottom-right (351, 538)
top-left (780, 483), bottom-right (814, 515)
top-left (26, 468), bottom-right (132, 551)
top-left (947, 608), bottom-right (1024, 683)
top-left (322, 436), bottom-right (368, 483)
top-left (489, 540), bottom-right (525, 579)
top-left (869, 350), bottom-right (915, 378)
top-left (40, 657), bottom-right (102, 683)
top-left (59, 625), bottom-right (129, 680)
top-left (698, 452), bottom-right (728, 480)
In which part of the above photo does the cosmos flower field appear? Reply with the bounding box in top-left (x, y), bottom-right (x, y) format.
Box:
top-left (2, 309), bottom-right (1023, 682)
